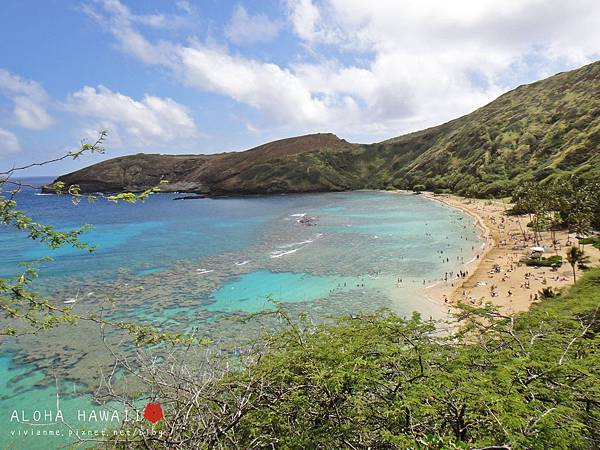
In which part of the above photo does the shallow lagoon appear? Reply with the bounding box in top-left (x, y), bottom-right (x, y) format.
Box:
top-left (0, 188), bottom-right (483, 448)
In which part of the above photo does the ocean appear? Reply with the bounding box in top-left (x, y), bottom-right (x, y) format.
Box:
top-left (0, 178), bottom-right (483, 448)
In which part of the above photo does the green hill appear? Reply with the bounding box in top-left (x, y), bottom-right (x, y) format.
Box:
top-left (383, 60), bottom-right (600, 196)
top-left (45, 61), bottom-right (600, 197)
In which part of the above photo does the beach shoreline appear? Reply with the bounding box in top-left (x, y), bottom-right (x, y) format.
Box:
top-left (415, 192), bottom-right (493, 316)
top-left (420, 192), bottom-right (494, 302)
top-left (418, 191), bottom-right (599, 315)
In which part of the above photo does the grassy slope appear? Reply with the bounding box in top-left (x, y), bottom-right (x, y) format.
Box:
top-left (381, 61), bottom-right (600, 196)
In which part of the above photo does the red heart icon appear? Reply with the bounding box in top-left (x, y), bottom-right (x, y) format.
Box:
top-left (143, 403), bottom-right (164, 423)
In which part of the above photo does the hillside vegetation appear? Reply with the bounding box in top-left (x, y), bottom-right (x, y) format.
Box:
top-left (47, 61), bottom-right (600, 197)
top-left (385, 60), bottom-right (600, 196)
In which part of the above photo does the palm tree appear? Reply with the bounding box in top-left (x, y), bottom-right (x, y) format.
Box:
top-left (566, 246), bottom-right (590, 283)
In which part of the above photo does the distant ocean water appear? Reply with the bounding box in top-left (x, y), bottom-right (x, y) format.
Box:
top-left (0, 178), bottom-right (483, 448)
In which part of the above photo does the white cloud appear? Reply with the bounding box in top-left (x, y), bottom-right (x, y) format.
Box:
top-left (286, 0), bottom-right (600, 134)
top-left (286, 0), bottom-right (342, 46)
top-left (64, 86), bottom-right (199, 148)
top-left (0, 69), bottom-right (54, 130)
top-left (176, 1), bottom-right (192, 14)
top-left (225, 5), bottom-right (282, 45)
top-left (87, 0), bottom-right (600, 141)
top-left (86, 1), bottom-right (350, 128)
top-left (176, 45), bottom-right (359, 125)
top-left (0, 128), bottom-right (20, 155)
top-left (83, 0), bottom-right (191, 30)
top-left (0, 67), bottom-right (200, 152)
top-left (287, 0), bottom-right (321, 43)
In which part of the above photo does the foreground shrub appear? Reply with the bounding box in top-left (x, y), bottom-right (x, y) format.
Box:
top-left (102, 269), bottom-right (600, 449)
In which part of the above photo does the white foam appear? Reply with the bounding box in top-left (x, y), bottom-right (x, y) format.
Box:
top-left (278, 239), bottom-right (313, 248)
top-left (464, 256), bottom-right (477, 265)
top-left (290, 213), bottom-right (306, 217)
top-left (277, 233), bottom-right (323, 249)
top-left (234, 260), bottom-right (251, 266)
top-left (196, 269), bottom-right (214, 274)
top-left (270, 248), bottom-right (301, 258)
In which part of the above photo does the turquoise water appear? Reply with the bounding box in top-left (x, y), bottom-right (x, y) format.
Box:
top-left (208, 270), bottom-right (360, 313)
top-left (0, 355), bottom-right (111, 450)
top-left (0, 183), bottom-right (483, 448)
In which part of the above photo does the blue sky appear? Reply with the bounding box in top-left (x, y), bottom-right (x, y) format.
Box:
top-left (1, 0), bottom-right (599, 175)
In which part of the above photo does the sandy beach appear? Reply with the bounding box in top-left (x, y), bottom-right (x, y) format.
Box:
top-left (422, 192), bottom-right (600, 314)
